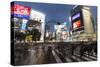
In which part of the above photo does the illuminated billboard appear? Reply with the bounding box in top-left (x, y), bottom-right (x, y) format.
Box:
top-left (73, 20), bottom-right (81, 29)
top-left (72, 13), bottom-right (80, 20)
top-left (21, 19), bottom-right (28, 30)
top-left (11, 4), bottom-right (31, 19)
top-left (71, 11), bottom-right (84, 32)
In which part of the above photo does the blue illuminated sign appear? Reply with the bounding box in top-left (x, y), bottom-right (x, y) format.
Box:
top-left (11, 14), bottom-right (30, 19)
top-left (21, 23), bottom-right (27, 30)
top-left (72, 13), bottom-right (80, 20)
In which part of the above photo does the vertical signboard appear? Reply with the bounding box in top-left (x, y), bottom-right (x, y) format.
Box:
top-left (21, 19), bottom-right (28, 30)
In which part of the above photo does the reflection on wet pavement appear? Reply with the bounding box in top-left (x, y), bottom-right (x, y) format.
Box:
top-left (14, 42), bottom-right (97, 65)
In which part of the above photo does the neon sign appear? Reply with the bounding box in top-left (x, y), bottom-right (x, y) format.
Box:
top-left (11, 4), bottom-right (31, 19)
top-left (72, 13), bottom-right (80, 20)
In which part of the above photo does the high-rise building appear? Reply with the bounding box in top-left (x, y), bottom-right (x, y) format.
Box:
top-left (70, 5), bottom-right (96, 41)
top-left (29, 9), bottom-right (46, 41)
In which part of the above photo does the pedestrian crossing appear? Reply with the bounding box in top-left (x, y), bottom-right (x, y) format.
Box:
top-left (53, 49), bottom-right (97, 63)
top-left (70, 55), bottom-right (82, 62)
top-left (65, 56), bottom-right (72, 62)
top-left (73, 54), bottom-right (93, 61)
top-left (52, 50), bottom-right (62, 63)
top-left (74, 54), bottom-right (97, 61)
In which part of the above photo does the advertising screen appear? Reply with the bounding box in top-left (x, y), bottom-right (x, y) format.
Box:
top-left (71, 12), bottom-right (84, 32)
top-left (73, 20), bottom-right (81, 29)
top-left (72, 13), bottom-right (80, 20)
top-left (21, 23), bottom-right (27, 30)
top-left (21, 19), bottom-right (28, 30)
top-left (11, 4), bottom-right (31, 19)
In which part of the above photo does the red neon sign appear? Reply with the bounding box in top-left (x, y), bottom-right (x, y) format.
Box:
top-left (11, 4), bottom-right (31, 16)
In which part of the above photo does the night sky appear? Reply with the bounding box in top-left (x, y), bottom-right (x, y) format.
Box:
top-left (13, 1), bottom-right (97, 32)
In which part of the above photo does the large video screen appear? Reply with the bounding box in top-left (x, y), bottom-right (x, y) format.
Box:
top-left (73, 20), bottom-right (81, 29)
top-left (71, 12), bottom-right (84, 32)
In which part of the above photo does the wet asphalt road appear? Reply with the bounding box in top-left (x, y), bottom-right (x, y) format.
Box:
top-left (14, 42), bottom-right (97, 65)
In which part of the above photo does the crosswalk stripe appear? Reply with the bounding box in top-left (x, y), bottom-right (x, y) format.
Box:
top-left (89, 56), bottom-right (97, 60)
top-left (73, 54), bottom-right (87, 61)
top-left (52, 50), bottom-right (62, 63)
top-left (65, 56), bottom-right (72, 62)
top-left (82, 56), bottom-right (93, 61)
top-left (84, 54), bottom-right (97, 60)
top-left (53, 49), bottom-right (97, 63)
top-left (71, 55), bottom-right (82, 62)
top-left (56, 49), bottom-right (73, 62)
top-left (55, 49), bottom-right (66, 62)
top-left (55, 49), bottom-right (63, 55)
top-left (75, 54), bottom-right (93, 61)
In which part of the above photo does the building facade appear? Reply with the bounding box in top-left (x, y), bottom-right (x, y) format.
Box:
top-left (70, 5), bottom-right (96, 41)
